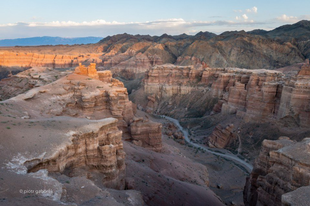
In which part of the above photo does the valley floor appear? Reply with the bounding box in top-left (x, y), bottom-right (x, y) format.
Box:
top-left (134, 110), bottom-right (248, 206)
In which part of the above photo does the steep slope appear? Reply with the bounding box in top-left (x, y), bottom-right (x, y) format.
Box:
top-left (244, 137), bottom-right (310, 206)
top-left (178, 31), bottom-right (304, 69)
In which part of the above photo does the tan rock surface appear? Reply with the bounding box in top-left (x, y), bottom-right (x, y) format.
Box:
top-left (0, 51), bottom-right (102, 68)
top-left (141, 64), bottom-right (310, 127)
top-left (207, 124), bottom-right (235, 149)
top-left (1, 65), bottom-right (163, 152)
top-left (130, 117), bottom-right (162, 152)
top-left (244, 137), bottom-right (310, 206)
top-left (0, 112), bottom-right (141, 205)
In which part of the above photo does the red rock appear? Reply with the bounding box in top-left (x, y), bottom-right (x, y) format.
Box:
top-left (74, 63), bottom-right (99, 79)
top-left (129, 117), bottom-right (162, 152)
top-left (207, 124), bottom-right (235, 148)
top-left (244, 137), bottom-right (310, 206)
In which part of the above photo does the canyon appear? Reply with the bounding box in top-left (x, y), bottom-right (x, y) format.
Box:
top-left (0, 20), bottom-right (310, 206)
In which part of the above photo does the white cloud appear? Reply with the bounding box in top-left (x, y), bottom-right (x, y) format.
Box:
top-left (242, 14), bottom-right (248, 20)
top-left (276, 14), bottom-right (299, 23)
top-left (246, 7), bottom-right (258, 13)
top-left (235, 16), bottom-right (239, 20)
top-left (235, 7), bottom-right (257, 14)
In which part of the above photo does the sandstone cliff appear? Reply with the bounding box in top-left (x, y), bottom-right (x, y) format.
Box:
top-left (129, 117), bottom-right (162, 152)
top-left (243, 137), bottom-right (310, 206)
top-left (0, 51), bottom-right (103, 68)
top-left (0, 107), bottom-right (145, 205)
top-left (25, 118), bottom-right (126, 189)
top-left (1, 64), bottom-right (163, 152)
top-left (139, 64), bottom-right (310, 127)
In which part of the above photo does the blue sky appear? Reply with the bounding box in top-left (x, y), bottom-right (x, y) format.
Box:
top-left (0, 0), bottom-right (309, 39)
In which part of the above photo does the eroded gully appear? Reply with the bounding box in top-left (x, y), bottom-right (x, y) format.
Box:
top-left (158, 115), bottom-right (253, 173)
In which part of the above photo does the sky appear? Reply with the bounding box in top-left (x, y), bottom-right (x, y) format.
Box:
top-left (0, 0), bottom-right (309, 39)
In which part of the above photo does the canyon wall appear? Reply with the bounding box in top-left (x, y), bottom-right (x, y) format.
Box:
top-left (129, 117), bottom-right (163, 152)
top-left (140, 63), bottom-right (310, 127)
top-left (26, 118), bottom-right (126, 189)
top-left (4, 64), bottom-right (163, 152)
top-left (243, 137), bottom-right (310, 206)
top-left (277, 63), bottom-right (310, 127)
top-left (0, 51), bottom-right (103, 68)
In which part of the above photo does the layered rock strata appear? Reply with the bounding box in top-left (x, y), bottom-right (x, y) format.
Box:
top-left (26, 118), bottom-right (126, 189)
top-left (243, 137), bottom-right (310, 206)
top-left (0, 51), bottom-right (103, 68)
top-left (207, 124), bottom-right (235, 149)
top-left (129, 117), bottom-right (162, 152)
top-left (2, 64), bottom-right (163, 152)
top-left (141, 64), bottom-right (310, 127)
top-left (0, 110), bottom-right (145, 205)
top-left (277, 62), bottom-right (310, 127)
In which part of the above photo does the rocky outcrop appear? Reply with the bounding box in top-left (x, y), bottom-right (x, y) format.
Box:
top-left (0, 107), bottom-right (146, 205)
top-left (75, 63), bottom-right (99, 79)
top-left (2, 64), bottom-right (163, 152)
top-left (277, 61), bottom-right (310, 127)
top-left (243, 137), bottom-right (310, 206)
top-left (129, 117), bottom-right (162, 152)
top-left (0, 67), bottom-right (70, 100)
top-left (207, 124), bottom-right (235, 149)
top-left (98, 70), bottom-right (113, 83)
top-left (26, 118), bottom-right (126, 189)
top-left (281, 186), bottom-right (310, 206)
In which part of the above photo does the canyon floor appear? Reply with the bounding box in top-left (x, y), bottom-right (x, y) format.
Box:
top-left (132, 110), bottom-right (249, 205)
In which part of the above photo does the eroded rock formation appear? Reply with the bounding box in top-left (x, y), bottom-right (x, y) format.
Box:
top-left (243, 137), bottom-right (310, 206)
top-left (129, 117), bottom-right (162, 152)
top-left (277, 61), bottom-right (310, 127)
top-left (27, 118), bottom-right (126, 189)
top-left (2, 64), bottom-right (163, 152)
top-left (0, 51), bottom-right (103, 68)
top-left (207, 124), bottom-right (235, 149)
top-left (140, 64), bottom-right (310, 127)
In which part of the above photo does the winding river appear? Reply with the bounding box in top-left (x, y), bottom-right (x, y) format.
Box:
top-left (159, 115), bottom-right (253, 173)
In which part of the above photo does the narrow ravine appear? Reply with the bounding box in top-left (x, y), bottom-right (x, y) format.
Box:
top-left (159, 115), bottom-right (253, 173)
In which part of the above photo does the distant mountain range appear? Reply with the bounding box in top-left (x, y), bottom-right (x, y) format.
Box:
top-left (0, 20), bottom-right (309, 70)
top-left (0, 36), bottom-right (103, 46)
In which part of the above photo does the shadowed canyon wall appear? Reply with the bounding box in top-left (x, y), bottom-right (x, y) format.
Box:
top-left (139, 63), bottom-right (310, 127)
top-left (243, 137), bottom-right (310, 206)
